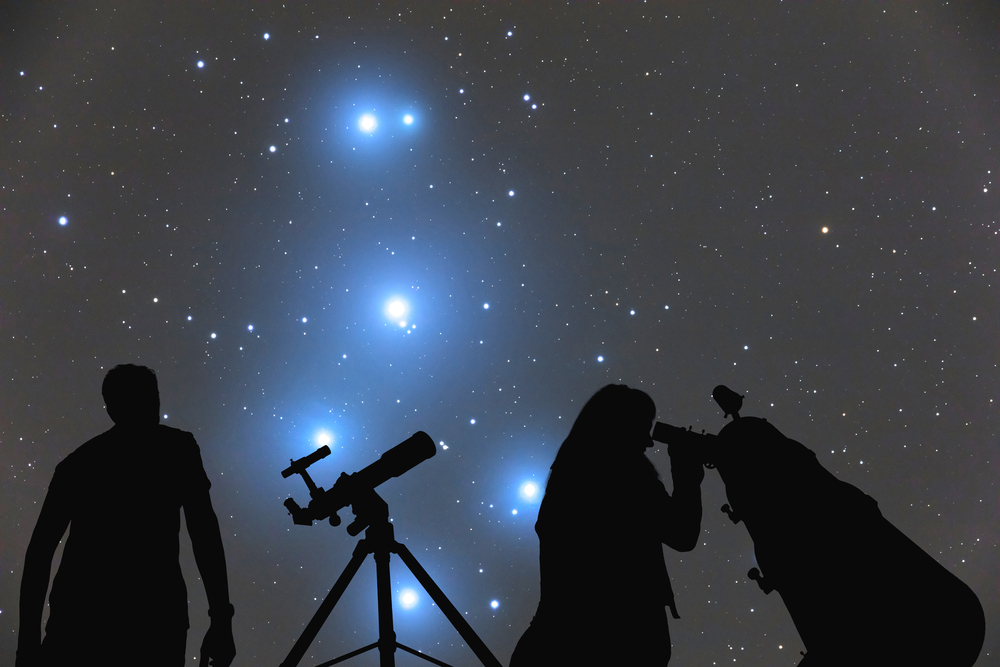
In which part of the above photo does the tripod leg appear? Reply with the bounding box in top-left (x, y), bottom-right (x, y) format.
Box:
top-left (393, 543), bottom-right (503, 667)
top-left (280, 541), bottom-right (370, 667)
top-left (375, 546), bottom-right (396, 667)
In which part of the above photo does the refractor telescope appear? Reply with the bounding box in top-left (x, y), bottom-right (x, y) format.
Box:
top-left (282, 431), bottom-right (436, 532)
top-left (278, 431), bottom-right (504, 667)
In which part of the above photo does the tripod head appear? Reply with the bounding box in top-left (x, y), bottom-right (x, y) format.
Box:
top-left (282, 431), bottom-right (437, 530)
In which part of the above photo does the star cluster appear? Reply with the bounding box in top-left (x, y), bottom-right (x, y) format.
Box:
top-left (2, 3), bottom-right (998, 665)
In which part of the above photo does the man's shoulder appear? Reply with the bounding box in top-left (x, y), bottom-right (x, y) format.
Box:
top-left (59, 428), bottom-right (116, 467)
top-left (62, 424), bottom-right (199, 464)
top-left (154, 423), bottom-right (198, 444)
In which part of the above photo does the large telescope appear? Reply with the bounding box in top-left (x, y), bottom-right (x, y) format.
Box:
top-left (282, 431), bottom-right (436, 528)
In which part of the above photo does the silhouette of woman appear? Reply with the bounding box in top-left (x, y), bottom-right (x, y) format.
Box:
top-left (510, 384), bottom-right (703, 666)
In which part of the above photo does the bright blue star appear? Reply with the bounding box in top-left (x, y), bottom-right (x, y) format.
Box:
top-left (399, 589), bottom-right (418, 609)
top-left (403, 114), bottom-right (414, 125)
top-left (58, 216), bottom-right (68, 226)
top-left (385, 298), bottom-right (408, 326)
top-left (519, 481), bottom-right (540, 502)
top-left (359, 114), bottom-right (377, 133)
top-left (197, 61), bottom-right (204, 68)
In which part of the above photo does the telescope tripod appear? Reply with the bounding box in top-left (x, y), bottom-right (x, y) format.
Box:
top-left (279, 488), bottom-right (503, 667)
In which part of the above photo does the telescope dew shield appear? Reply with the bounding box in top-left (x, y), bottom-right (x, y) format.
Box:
top-left (353, 431), bottom-right (436, 489)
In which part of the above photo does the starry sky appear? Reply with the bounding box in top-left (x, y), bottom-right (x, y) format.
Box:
top-left (2, 3), bottom-right (998, 665)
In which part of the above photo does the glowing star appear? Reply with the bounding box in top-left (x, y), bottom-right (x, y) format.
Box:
top-left (197, 61), bottom-right (204, 68)
top-left (519, 481), bottom-right (539, 501)
top-left (508, 190), bottom-right (515, 197)
top-left (491, 600), bottom-right (500, 609)
top-left (597, 356), bottom-right (604, 362)
top-left (263, 33), bottom-right (270, 40)
top-left (822, 226), bottom-right (829, 233)
top-left (58, 216), bottom-right (68, 226)
top-left (399, 589), bottom-right (418, 609)
top-left (523, 94), bottom-right (530, 101)
top-left (385, 299), bottom-right (410, 327)
top-left (315, 431), bottom-right (332, 447)
top-left (387, 299), bottom-right (407, 319)
top-left (269, 146), bottom-right (276, 153)
top-left (359, 114), bottom-right (377, 133)
top-left (403, 114), bottom-right (414, 125)
top-left (247, 324), bottom-right (254, 331)
top-left (483, 303), bottom-right (490, 309)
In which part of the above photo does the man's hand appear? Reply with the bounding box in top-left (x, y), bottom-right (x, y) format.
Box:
top-left (200, 620), bottom-right (236, 667)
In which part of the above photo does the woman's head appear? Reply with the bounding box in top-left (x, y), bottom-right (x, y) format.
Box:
top-left (551, 384), bottom-right (656, 473)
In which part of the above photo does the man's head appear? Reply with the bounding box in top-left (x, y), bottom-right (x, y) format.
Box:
top-left (102, 364), bottom-right (160, 426)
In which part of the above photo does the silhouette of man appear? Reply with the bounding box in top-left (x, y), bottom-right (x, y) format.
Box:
top-left (510, 384), bottom-right (703, 666)
top-left (17, 364), bottom-right (236, 667)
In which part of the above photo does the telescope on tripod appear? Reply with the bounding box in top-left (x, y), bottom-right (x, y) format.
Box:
top-left (279, 431), bottom-right (502, 667)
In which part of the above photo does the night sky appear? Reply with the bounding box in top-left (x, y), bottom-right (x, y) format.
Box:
top-left (3, 3), bottom-right (998, 665)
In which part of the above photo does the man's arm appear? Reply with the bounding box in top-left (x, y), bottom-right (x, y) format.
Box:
top-left (17, 477), bottom-right (71, 666)
top-left (185, 489), bottom-right (236, 667)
